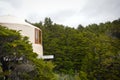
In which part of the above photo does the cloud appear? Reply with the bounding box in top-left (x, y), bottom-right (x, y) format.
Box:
top-left (79, 0), bottom-right (120, 22)
top-left (50, 10), bottom-right (76, 22)
top-left (1, 0), bottom-right (23, 8)
top-left (66, 0), bottom-right (120, 27)
top-left (0, 0), bottom-right (120, 27)
top-left (0, 1), bottom-right (16, 15)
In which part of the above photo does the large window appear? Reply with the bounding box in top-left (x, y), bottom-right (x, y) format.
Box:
top-left (35, 28), bottom-right (42, 44)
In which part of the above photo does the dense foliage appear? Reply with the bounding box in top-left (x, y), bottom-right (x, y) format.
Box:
top-left (0, 26), bottom-right (57, 80)
top-left (0, 17), bottom-right (120, 80)
top-left (34, 18), bottom-right (120, 80)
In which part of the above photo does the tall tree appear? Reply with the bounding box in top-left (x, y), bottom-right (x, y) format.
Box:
top-left (0, 26), bottom-right (56, 80)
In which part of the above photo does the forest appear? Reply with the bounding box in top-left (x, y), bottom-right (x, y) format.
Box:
top-left (34, 18), bottom-right (120, 80)
top-left (0, 18), bottom-right (120, 80)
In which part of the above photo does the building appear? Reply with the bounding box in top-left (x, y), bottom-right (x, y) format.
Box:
top-left (0, 15), bottom-right (53, 59)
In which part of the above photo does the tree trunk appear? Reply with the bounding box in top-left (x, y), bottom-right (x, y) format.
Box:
top-left (0, 57), bottom-right (9, 80)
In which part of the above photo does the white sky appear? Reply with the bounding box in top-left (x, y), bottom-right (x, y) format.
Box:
top-left (0, 0), bottom-right (120, 28)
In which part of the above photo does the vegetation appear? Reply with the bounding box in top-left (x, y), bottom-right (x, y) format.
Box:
top-left (0, 17), bottom-right (120, 80)
top-left (34, 18), bottom-right (120, 80)
top-left (0, 26), bottom-right (57, 80)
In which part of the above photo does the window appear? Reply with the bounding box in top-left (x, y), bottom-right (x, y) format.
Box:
top-left (35, 28), bottom-right (42, 44)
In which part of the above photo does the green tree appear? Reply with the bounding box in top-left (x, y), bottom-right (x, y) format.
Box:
top-left (33, 18), bottom-right (120, 80)
top-left (0, 26), bottom-right (56, 80)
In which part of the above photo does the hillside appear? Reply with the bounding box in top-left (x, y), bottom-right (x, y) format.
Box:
top-left (33, 18), bottom-right (120, 80)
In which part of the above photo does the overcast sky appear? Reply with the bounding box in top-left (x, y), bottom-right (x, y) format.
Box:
top-left (0, 0), bottom-right (120, 27)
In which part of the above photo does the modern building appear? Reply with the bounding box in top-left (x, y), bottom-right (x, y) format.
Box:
top-left (0, 15), bottom-right (53, 59)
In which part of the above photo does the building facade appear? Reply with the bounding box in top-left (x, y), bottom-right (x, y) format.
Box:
top-left (0, 15), bottom-right (53, 59)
